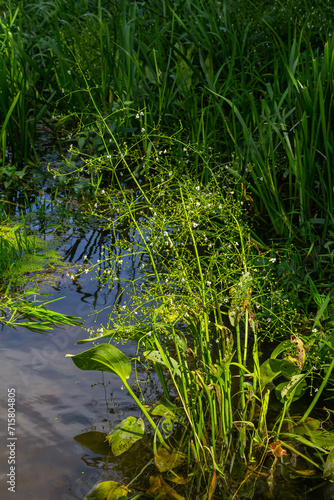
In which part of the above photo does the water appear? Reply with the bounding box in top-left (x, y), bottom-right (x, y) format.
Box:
top-left (0, 221), bottom-right (150, 500)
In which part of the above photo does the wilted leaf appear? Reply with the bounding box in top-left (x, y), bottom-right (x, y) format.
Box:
top-left (107, 416), bottom-right (145, 456)
top-left (85, 480), bottom-right (128, 500)
top-left (155, 448), bottom-right (187, 472)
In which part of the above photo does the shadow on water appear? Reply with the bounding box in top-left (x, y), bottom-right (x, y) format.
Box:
top-left (0, 186), bottom-right (157, 499)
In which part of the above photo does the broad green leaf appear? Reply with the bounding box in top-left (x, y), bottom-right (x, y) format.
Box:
top-left (74, 431), bottom-right (110, 455)
top-left (85, 480), bottom-right (128, 500)
top-left (271, 340), bottom-right (293, 359)
top-left (155, 448), bottom-right (187, 472)
top-left (259, 358), bottom-right (282, 387)
top-left (280, 359), bottom-right (300, 379)
top-left (106, 416), bottom-right (145, 456)
top-left (66, 344), bottom-right (131, 382)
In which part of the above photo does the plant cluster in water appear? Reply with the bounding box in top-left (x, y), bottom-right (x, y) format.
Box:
top-left (1, 0), bottom-right (334, 497)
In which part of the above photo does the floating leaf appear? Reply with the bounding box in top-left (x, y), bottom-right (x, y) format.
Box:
top-left (155, 448), bottom-right (187, 472)
top-left (146, 475), bottom-right (185, 500)
top-left (107, 416), bottom-right (145, 456)
top-left (85, 480), bottom-right (128, 500)
top-left (74, 431), bottom-right (110, 455)
top-left (66, 344), bottom-right (132, 383)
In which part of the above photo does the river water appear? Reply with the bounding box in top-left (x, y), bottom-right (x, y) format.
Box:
top-left (0, 219), bottom-right (151, 499)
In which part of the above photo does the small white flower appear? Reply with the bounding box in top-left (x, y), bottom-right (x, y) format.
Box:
top-left (136, 113), bottom-right (140, 118)
top-left (312, 328), bottom-right (318, 333)
top-left (101, 189), bottom-right (105, 194)
top-left (206, 281), bottom-right (212, 286)
top-left (195, 186), bottom-right (200, 191)
top-left (61, 88), bottom-right (65, 93)
top-left (269, 257), bottom-right (276, 263)
top-left (67, 70), bottom-right (71, 74)
top-left (141, 127), bottom-right (145, 132)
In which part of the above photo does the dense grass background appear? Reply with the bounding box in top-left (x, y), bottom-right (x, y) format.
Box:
top-left (1, 0), bottom-right (334, 243)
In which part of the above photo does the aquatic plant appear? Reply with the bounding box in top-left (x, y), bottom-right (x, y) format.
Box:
top-left (66, 138), bottom-right (334, 497)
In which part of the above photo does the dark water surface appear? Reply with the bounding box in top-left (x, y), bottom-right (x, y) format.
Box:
top-left (0, 225), bottom-right (148, 500)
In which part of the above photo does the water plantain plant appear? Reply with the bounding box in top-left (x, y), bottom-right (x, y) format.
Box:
top-left (66, 143), bottom-right (334, 498)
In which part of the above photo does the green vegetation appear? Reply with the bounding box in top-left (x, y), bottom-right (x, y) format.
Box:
top-left (0, 218), bottom-right (81, 330)
top-left (1, 0), bottom-right (334, 497)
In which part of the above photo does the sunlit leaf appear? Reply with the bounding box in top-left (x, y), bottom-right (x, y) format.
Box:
top-left (66, 344), bottom-right (132, 382)
top-left (107, 416), bottom-right (145, 456)
top-left (85, 480), bottom-right (128, 500)
top-left (155, 448), bottom-right (187, 472)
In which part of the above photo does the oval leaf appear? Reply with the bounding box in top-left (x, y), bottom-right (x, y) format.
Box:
top-left (85, 480), bottom-right (128, 500)
top-left (107, 416), bottom-right (145, 456)
top-left (66, 344), bottom-right (132, 382)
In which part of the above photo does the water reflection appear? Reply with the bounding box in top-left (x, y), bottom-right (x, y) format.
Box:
top-left (0, 209), bottom-right (155, 499)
